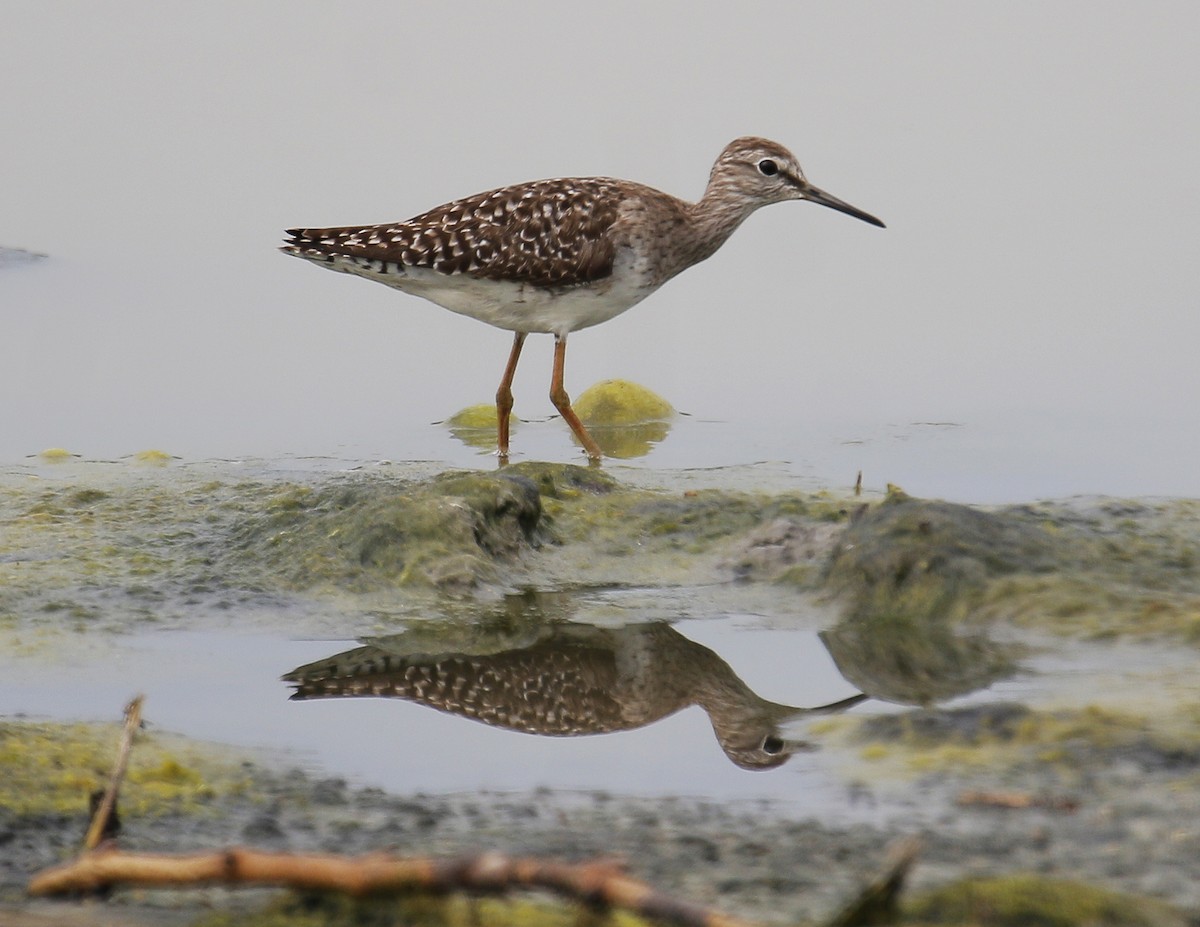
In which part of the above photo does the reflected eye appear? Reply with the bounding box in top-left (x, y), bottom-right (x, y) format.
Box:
top-left (762, 735), bottom-right (784, 755)
top-left (757, 159), bottom-right (779, 177)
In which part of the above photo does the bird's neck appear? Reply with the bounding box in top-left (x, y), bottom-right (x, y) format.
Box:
top-left (683, 177), bottom-right (759, 264)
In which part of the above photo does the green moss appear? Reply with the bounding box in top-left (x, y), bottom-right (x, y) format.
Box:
top-left (4, 465), bottom-right (1200, 643)
top-left (447, 404), bottom-right (505, 429)
top-left (191, 890), bottom-right (655, 927)
top-left (38, 447), bottom-right (76, 462)
top-left (841, 702), bottom-right (1199, 780)
top-left (904, 874), bottom-right (1186, 926)
top-left (445, 404), bottom-right (523, 450)
top-left (0, 720), bottom-right (251, 817)
top-left (819, 495), bottom-right (1200, 648)
top-left (574, 379), bottom-right (674, 426)
top-left (228, 469), bottom-right (552, 593)
top-left (131, 449), bottom-right (173, 466)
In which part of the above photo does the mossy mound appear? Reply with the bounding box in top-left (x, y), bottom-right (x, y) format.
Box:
top-left (816, 491), bottom-right (1200, 678)
top-left (824, 491), bottom-right (1058, 624)
top-left (904, 873), bottom-right (1187, 926)
top-left (227, 469), bottom-right (552, 593)
top-left (987, 498), bottom-right (1200, 641)
top-left (192, 886), bottom-right (653, 927)
top-left (4, 462), bottom-right (1200, 643)
top-left (446, 405), bottom-right (511, 430)
top-left (37, 447), bottom-right (77, 462)
top-left (843, 702), bottom-right (1200, 779)
top-left (815, 493), bottom-right (1050, 704)
top-left (567, 380), bottom-right (676, 458)
top-left (0, 720), bottom-right (251, 819)
top-left (445, 404), bottom-right (522, 451)
top-left (574, 379), bottom-right (674, 426)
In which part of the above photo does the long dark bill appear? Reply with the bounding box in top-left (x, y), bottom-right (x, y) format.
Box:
top-left (803, 184), bottom-right (886, 228)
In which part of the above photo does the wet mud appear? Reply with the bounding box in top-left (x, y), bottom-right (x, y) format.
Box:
top-left (3, 460), bottom-right (1199, 925)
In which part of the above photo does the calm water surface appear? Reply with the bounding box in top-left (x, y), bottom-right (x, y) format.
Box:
top-left (2, 4), bottom-right (1197, 819)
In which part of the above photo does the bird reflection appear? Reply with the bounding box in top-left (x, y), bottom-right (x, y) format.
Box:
top-left (284, 621), bottom-right (864, 770)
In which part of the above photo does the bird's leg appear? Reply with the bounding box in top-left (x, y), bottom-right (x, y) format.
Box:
top-left (549, 335), bottom-right (603, 460)
top-left (495, 332), bottom-right (526, 459)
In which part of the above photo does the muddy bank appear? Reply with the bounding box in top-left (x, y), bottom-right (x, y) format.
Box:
top-left (3, 714), bottom-right (1198, 926)
top-left (4, 461), bottom-right (1200, 924)
top-left (3, 461), bottom-right (1198, 641)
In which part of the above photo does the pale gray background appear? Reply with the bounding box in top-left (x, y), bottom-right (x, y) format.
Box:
top-left (2, 2), bottom-right (1197, 501)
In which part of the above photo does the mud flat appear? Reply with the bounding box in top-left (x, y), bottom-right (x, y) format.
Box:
top-left (2, 460), bottom-right (1198, 924)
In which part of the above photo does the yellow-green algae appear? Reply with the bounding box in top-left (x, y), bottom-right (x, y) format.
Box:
top-left (445, 404), bottom-right (520, 451)
top-left (228, 467), bottom-right (554, 593)
top-left (193, 892), bottom-right (653, 927)
top-left (0, 720), bottom-right (252, 817)
top-left (813, 702), bottom-right (1200, 781)
top-left (130, 448), bottom-right (173, 466)
top-left (223, 462), bottom-right (850, 598)
top-left (574, 379), bottom-right (674, 426)
top-left (821, 490), bottom-right (1200, 646)
top-left (902, 873), bottom-right (1186, 926)
top-left (446, 405), bottom-right (518, 430)
top-left (4, 463), bottom-right (1200, 644)
top-left (37, 447), bottom-right (77, 462)
top-left (569, 380), bottom-right (675, 458)
top-left (187, 872), bottom-right (1191, 927)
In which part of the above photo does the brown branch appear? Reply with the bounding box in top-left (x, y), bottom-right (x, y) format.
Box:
top-left (956, 790), bottom-right (1079, 813)
top-left (84, 694), bottom-right (144, 851)
top-left (826, 837), bottom-right (921, 927)
top-left (29, 848), bottom-right (756, 927)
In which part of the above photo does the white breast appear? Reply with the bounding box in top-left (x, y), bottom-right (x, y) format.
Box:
top-left (315, 246), bottom-right (661, 337)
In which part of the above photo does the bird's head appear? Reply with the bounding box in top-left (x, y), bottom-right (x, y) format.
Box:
top-left (710, 136), bottom-right (885, 227)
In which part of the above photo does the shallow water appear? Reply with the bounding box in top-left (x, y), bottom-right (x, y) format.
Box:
top-left (4, 569), bottom-right (1191, 825)
top-left (0, 622), bottom-right (846, 800)
top-left (4, 12), bottom-right (1200, 889)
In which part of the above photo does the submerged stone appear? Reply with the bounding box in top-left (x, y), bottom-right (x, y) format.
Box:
top-left (0, 246), bottom-right (47, 268)
top-left (824, 495), bottom-right (1058, 609)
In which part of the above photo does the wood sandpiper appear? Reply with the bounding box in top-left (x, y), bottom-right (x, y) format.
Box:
top-left (282, 137), bottom-right (884, 459)
top-left (285, 621), bottom-right (867, 770)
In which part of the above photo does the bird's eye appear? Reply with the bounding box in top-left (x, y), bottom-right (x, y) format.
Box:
top-left (762, 735), bottom-right (784, 755)
top-left (757, 159), bottom-right (779, 177)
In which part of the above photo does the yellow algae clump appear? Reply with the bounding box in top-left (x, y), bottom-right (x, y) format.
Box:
top-left (37, 448), bottom-right (76, 462)
top-left (574, 379), bottom-right (674, 426)
top-left (446, 404), bottom-right (519, 450)
top-left (0, 721), bottom-right (240, 817)
top-left (907, 874), bottom-right (1187, 926)
top-left (446, 404), bottom-right (518, 430)
top-left (571, 380), bottom-right (675, 458)
top-left (132, 449), bottom-right (173, 466)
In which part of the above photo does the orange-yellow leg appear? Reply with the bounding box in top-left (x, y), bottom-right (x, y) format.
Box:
top-left (550, 334), bottom-right (602, 460)
top-left (495, 332), bottom-right (526, 458)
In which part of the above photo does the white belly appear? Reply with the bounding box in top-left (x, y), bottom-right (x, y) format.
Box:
top-left (310, 248), bottom-right (661, 337)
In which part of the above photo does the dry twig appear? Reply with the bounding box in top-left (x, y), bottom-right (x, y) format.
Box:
top-left (29, 695), bottom-right (923, 927)
top-left (83, 694), bottom-right (144, 851)
top-left (827, 837), bottom-right (921, 927)
top-left (30, 848), bottom-right (756, 927)
top-left (956, 790), bottom-right (1079, 813)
